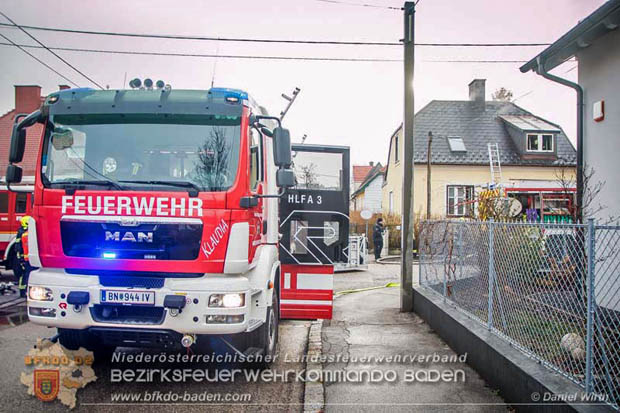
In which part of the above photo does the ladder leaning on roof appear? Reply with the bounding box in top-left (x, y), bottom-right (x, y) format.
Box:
top-left (488, 142), bottom-right (502, 188)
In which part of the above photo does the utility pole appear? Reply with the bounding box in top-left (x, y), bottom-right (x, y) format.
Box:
top-left (400, 1), bottom-right (415, 312)
top-left (280, 87), bottom-right (301, 121)
top-left (427, 131), bottom-right (432, 220)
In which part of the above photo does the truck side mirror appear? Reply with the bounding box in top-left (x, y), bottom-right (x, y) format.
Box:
top-left (9, 126), bottom-right (26, 164)
top-left (9, 110), bottom-right (42, 163)
top-left (276, 169), bottom-right (296, 189)
top-left (5, 165), bottom-right (23, 184)
top-left (273, 127), bottom-right (292, 168)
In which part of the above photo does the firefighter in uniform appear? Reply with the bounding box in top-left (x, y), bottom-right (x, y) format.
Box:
top-left (372, 217), bottom-right (385, 261)
top-left (15, 216), bottom-right (32, 297)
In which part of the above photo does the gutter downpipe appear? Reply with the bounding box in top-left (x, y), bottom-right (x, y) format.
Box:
top-left (535, 56), bottom-right (584, 223)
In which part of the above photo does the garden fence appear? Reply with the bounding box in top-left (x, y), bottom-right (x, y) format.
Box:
top-left (419, 219), bottom-right (620, 410)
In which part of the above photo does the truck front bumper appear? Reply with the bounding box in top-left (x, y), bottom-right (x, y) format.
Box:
top-left (26, 268), bottom-right (265, 335)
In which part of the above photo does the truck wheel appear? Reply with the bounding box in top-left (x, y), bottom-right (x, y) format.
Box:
top-left (58, 328), bottom-right (84, 350)
top-left (58, 328), bottom-right (115, 361)
top-left (255, 289), bottom-right (279, 363)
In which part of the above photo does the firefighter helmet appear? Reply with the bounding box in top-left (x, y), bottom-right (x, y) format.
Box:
top-left (20, 216), bottom-right (30, 229)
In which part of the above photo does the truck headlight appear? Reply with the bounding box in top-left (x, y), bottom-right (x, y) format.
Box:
top-left (29, 286), bottom-right (54, 301)
top-left (208, 293), bottom-right (245, 308)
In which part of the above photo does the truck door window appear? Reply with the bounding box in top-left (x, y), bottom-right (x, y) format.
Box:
top-left (249, 127), bottom-right (263, 191)
top-left (0, 193), bottom-right (8, 213)
top-left (15, 193), bottom-right (27, 213)
top-left (292, 151), bottom-right (343, 190)
top-left (42, 114), bottom-right (242, 192)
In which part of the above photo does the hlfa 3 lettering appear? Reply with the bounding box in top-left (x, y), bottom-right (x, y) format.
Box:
top-left (61, 196), bottom-right (203, 217)
top-left (201, 219), bottom-right (229, 258)
top-left (287, 194), bottom-right (322, 205)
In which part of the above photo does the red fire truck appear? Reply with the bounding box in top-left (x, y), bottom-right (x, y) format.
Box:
top-left (5, 86), bottom-right (349, 360)
top-left (0, 184), bottom-right (34, 276)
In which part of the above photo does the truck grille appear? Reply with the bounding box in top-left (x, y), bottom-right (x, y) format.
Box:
top-left (88, 327), bottom-right (181, 348)
top-left (90, 304), bottom-right (166, 325)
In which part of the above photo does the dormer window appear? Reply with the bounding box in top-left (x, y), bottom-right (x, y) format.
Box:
top-left (527, 133), bottom-right (553, 152)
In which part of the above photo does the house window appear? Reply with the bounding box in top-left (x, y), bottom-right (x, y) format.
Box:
top-left (527, 133), bottom-right (553, 152)
top-left (389, 191), bottom-right (394, 213)
top-left (446, 185), bottom-right (473, 216)
top-left (394, 136), bottom-right (399, 163)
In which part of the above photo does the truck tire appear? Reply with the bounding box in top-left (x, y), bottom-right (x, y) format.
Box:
top-left (58, 328), bottom-right (115, 362)
top-left (255, 289), bottom-right (279, 363)
top-left (58, 328), bottom-right (84, 350)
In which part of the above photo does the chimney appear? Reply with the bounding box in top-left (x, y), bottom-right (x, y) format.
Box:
top-left (14, 85), bottom-right (42, 114)
top-left (369, 161), bottom-right (374, 167)
top-left (468, 79), bottom-right (486, 103)
top-left (59, 84), bottom-right (70, 90)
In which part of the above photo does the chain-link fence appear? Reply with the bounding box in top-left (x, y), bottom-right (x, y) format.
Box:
top-left (419, 219), bottom-right (620, 410)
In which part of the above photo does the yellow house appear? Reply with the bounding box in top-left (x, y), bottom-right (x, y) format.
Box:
top-left (382, 79), bottom-right (577, 220)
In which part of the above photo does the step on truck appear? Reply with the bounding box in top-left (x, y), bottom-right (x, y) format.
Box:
top-left (5, 85), bottom-right (349, 361)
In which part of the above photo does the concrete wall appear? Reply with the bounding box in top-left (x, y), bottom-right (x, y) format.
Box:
top-left (578, 28), bottom-right (620, 223)
top-left (578, 28), bottom-right (620, 312)
top-left (413, 287), bottom-right (612, 413)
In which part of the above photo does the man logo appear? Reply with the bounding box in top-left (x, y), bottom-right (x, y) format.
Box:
top-left (34, 370), bottom-right (60, 402)
top-left (105, 231), bottom-right (153, 243)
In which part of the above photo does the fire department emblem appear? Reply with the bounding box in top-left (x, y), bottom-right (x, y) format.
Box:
top-left (21, 339), bottom-right (98, 408)
top-left (34, 369), bottom-right (60, 402)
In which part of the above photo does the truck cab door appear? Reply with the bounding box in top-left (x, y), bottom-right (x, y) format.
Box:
top-left (247, 127), bottom-right (265, 264)
top-left (279, 144), bottom-right (350, 320)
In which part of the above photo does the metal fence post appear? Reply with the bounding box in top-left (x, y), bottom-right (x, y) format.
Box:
top-left (488, 219), bottom-right (495, 330)
top-left (585, 218), bottom-right (595, 393)
top-left (442, 225), bottom-right (447, 300)
top-left (458, 223), bottom-right (463, 281)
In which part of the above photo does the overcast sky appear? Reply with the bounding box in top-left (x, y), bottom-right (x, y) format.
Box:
top-left (0, 0), bottom-right (606, 166)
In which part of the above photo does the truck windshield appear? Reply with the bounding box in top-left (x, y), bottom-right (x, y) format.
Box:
top-left (41, 113), bottom-right (241, 192)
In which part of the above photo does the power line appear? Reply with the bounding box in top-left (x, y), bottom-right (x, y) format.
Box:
top-left (0, 12), bottom-right (104, 89)
top-left (0, 42), bottom-right (533, 63)
top-left (312, 0), bottom-right (402, 10)
top-left (0, 32), bottom-right (79, 87)
top-left (0, 23), bottom-right (552, 47)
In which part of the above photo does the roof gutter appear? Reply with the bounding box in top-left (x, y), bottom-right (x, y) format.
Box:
top-left (534, 56), bottom-right (583, 223)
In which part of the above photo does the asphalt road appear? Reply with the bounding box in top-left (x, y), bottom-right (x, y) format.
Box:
top-left (0, 265), bottom-right (311, 413)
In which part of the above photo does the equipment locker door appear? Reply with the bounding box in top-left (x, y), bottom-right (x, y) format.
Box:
top-left (279, 144), bottom-right (349, 320)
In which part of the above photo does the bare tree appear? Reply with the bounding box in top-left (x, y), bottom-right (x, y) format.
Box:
top-left (296, 162), bottom-right (319, 189)
top-left (193, 127), bottom-right (232, 190)
top-left (555, 164), bottom-right (615, 224)
top-left (492, 87), bottom-right (514, 102)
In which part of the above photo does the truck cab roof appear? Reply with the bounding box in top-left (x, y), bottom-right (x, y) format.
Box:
top-left (43, 87), bottom-right (260, 118)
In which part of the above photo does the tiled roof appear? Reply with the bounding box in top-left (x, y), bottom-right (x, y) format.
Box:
top-left (409, 100), bottom-right (576, 166)
top-left (0, 109), bottom-right (44, 177)
top-left (352, 165), bottom-right (373, 183)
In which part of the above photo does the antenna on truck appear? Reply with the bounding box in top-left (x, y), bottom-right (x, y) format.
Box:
top-left (210, 42), bottom-right (220, 88)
